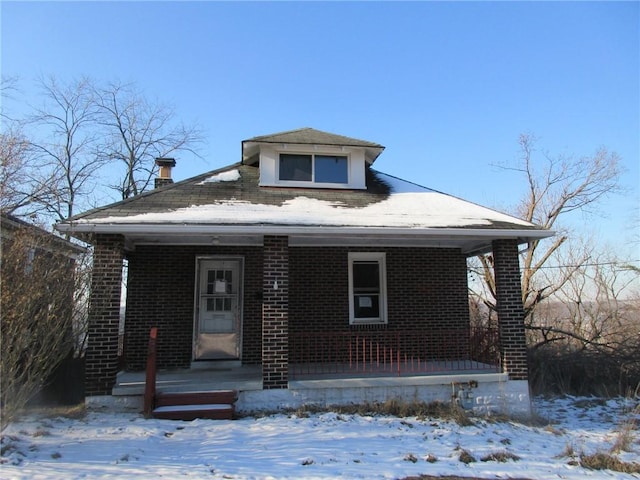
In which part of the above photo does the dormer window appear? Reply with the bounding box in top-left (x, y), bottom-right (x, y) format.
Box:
top-left (279, 154), bottom-right (348, 184)
top-left (242, 128), bottom-right (385, 190)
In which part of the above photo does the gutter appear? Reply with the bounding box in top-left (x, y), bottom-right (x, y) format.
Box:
top-left (55, 222), bottom-right (553, 241)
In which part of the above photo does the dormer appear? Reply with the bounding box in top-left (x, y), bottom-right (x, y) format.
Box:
top-left (241, 128), bottom-right (385, 190)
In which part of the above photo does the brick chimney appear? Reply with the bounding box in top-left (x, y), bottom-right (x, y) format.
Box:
top-left (155, 158), bottom-right (176, 188)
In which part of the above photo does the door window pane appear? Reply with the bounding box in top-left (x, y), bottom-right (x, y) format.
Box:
top-left (206, 271), bottom-right (215, 294)
top-left (280, 154), bottom-right (312, 181)
top-left (206, 297), bottom-right (233, 312)
top-left (207, 269), bottom-right (233, 294)
top-left (315, 155), bottom-right (348, 183)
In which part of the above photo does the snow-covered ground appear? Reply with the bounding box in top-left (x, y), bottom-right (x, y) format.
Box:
top-left (2, 396), bottom-right (639, 480)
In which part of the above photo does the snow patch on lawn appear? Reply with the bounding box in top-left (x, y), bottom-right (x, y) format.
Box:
top-left (1, 396), bottom-right (638, 479)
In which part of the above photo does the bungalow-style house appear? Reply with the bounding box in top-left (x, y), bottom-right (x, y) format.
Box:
top-left (56, 128), bottom-right (552, 417)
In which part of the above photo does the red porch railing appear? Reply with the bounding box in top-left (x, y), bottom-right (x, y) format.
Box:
top-left (289, 328), bottom-right (501, 379)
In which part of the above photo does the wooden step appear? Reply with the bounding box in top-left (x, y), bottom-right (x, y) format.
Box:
top-left (153, 403), bottom-right (235, 421)
top-left (155, 390), bottom-right (237, 407)
top-left (152, 390), bottom-right (237, 421)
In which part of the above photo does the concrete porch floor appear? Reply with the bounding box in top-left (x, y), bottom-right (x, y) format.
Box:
top-left (113, 364), bottom-right (263, 396)
top-left (113, 361), bottom-right (500, 397)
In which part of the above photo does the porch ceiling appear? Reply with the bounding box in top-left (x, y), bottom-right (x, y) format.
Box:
top-left (114, 226), bottom-right (550, 256)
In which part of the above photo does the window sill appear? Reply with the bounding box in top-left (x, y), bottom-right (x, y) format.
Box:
top-left (259, 181), bottom-right (365, 190)
top-left (349, 322), bottom-right (388, 330)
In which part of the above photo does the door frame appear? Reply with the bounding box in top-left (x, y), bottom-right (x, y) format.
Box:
top-left (193, 255), bottom-right (244, 361)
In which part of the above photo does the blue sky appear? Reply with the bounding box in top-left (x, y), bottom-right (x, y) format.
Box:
top-left (1, 1), bottom-right (638, 255)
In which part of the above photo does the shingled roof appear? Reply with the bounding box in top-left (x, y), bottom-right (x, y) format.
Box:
top-left (242, 128), bottom-right (385, 165)
top-left (244, 128), bottom-right (384, 148)
top-left (56, 161), bottom-right (552, 254)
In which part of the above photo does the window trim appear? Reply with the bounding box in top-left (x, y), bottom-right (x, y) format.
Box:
top-left (348, 252), bottom-right (388, 325)
top-left (277, 152), bottom-right (350, 187)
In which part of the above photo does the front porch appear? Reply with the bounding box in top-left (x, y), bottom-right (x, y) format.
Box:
top-left (105, 320), bottom-right (514, 414)
top-left (108, 358), bottom-right (527, 416)
top-left (114, 324), bottom-right (501, 396)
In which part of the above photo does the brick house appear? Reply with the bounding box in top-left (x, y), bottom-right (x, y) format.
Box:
top-left (56, 128), bottom-right (551, 416)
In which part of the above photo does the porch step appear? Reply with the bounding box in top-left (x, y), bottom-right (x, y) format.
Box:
top-left (152, 390), bottom-right (237, 421)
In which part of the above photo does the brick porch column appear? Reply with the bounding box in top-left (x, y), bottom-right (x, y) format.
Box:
top-left (85, 234), bottom-right (125, 396)
top-left (492, 239), bottom-right (528, 380)
top-left (262, 235), bottom-right (289, 389)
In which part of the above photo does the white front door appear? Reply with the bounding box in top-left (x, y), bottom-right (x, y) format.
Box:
top-left (194, 258), bottom-right (242, 360)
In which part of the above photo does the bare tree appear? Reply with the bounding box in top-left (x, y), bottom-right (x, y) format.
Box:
top-left (0, 77), bottom-right (44, 217)
top-left (471, 134), bottom-right (622, 325)
top-left (94, 81), bottom-right (203, 199)
top-left (28, 76), bottom-right (105, 222)
top-left (530, 247), bottom-right (639, 350)
top-left (0, 128), bottom-right (40, 215)
top-left (1, 75), bottom-right (20, 121)
top-left (527, 248), bottom-right (639, 395)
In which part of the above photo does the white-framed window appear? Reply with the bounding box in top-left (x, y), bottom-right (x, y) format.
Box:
top-left (279, 153), bottom-right (349, 184)
top-left (348, 252), bottom-right (387, 325)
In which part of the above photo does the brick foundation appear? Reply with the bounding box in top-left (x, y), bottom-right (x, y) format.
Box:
top-left (493, 239), bottom-right (528, 380)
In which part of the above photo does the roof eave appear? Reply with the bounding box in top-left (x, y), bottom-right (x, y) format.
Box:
top-left (56, 221), bottom-right (553, 241)
top-left (241, 140), bottom-right (385, 165)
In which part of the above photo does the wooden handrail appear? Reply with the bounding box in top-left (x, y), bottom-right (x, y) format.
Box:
top-left (143, 327), bottom-right (158, 418)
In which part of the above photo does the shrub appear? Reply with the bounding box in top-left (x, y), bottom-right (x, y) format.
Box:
top-left (1, 222), bottom-right (88, 427)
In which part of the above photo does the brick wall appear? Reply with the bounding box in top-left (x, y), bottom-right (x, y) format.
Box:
top-left (85, 234), bottom-right (125, 396)
top-left (289, 247), bottom-right (471, 361)
top-left (124, 245), bottom-right (263, 370)
top-left (122, 243), bottom-right (472, 376)
top-left (262, 236), bottom-right (289, 389)
top-left (492, 239), bottom-right (528, 380)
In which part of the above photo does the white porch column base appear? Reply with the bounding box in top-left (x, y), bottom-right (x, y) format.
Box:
top-left (86, 395), bottom-right (143, 411)
top-left (472, 379), bottom-right (532, 418)
top-left (237, 377), bottom-right (532, 418)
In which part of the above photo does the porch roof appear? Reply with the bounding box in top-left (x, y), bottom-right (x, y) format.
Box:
top-left (56, 163), bottom-right (552, 255)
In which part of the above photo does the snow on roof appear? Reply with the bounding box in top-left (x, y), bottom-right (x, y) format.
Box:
top-left (196, 169), bottom-right (242, 185)
top-left (81, 169), bottom-right (533, 229)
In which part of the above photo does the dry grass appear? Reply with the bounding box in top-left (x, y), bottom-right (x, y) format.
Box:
top-left (556, 441), bottom-right (577, 459)
top-left (610, 402), bottom-right (639, 454)
top-left (24, 403), bottom-right (86, 421)
top-left (404, 453), bottom-right (419, 463)
top-left (480, 450), bottom-right (520, 462)
top-left (402, 477), bottom-right (534, 480)
top-left (268, 399), bottom-right (478, 426)
top-left (457, 449), bottom-right (476, 464)
top-left (333, 399), bottom-right (475, 426)
top-left (580, 452), bottom-right (640, 474)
